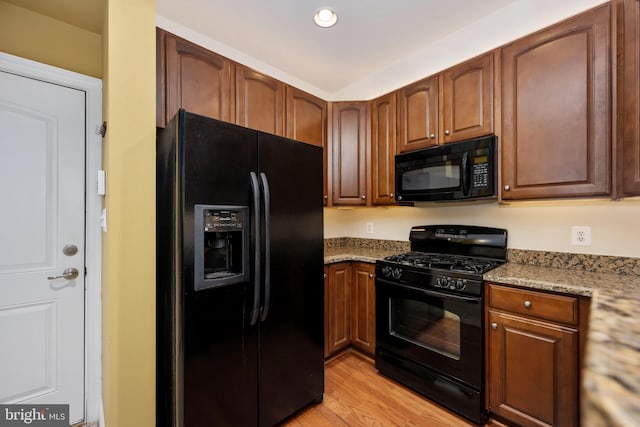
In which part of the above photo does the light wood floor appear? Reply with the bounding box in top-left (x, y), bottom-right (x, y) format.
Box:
top-left (281, 350), bottom-right (478, 427)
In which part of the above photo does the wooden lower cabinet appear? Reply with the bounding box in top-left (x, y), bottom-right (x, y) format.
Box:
top-left (350, 262), bottom-right (376, 355)
top-left (324, 262), bottom-right (376, 358)
top-left (487, 283), bottom-right (583, 427)
top-left (325, 262), bottom-right (351, 358)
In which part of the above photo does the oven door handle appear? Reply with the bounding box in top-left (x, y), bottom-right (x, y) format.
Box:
top-left (377, 279), bottom-right (481, 304)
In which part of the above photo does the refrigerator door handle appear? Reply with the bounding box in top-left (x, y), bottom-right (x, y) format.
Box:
top-left (249, 171), bottom-right (261, 326)
top-left (259, 172), bottom-right (271, 322)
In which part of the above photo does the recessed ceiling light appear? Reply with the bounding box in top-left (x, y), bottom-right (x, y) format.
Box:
top-left (314, 7), bottom-right (338, 28)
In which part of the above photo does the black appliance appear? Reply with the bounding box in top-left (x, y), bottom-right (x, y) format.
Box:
top-left (394, 135), bottom-right (497, 202)
top-left (157, 110), bottom-right (324, 427)
top-left (375, 225), bottom-right (507, 425)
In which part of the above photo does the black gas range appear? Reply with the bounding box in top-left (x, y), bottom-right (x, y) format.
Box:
top-left (375, 225), bottom-right (507, 425)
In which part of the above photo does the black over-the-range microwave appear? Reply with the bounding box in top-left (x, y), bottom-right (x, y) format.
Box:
top-left (395, 135), bottom-right (497, 202)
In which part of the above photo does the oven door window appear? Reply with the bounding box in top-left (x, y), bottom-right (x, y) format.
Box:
top-left (389, 296), bottom-right (461, 360)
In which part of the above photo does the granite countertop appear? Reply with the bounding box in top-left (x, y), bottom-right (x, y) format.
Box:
top-left (324, 241), bottom-right (640, 427)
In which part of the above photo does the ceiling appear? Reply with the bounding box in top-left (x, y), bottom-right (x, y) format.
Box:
top-left (156, 0), bottom-right (519, 97)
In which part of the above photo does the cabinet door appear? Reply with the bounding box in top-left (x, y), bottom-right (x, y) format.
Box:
top-left (441, 52), bottom-right (494, 144)
top-left (285, 87), bottom-right (328, 204)
top-left (330, 101), bottom-right (369, 205)
top-left (326, 263), bottom-right (351, 357)
top-left (235, 65), bottom-right (285, 135)
top-left (488, 310), bottom-right (578, 427)
top-left (323, 266), bottom-right (329, 358)
top-left (397, 76), bottom-right (438, 152)
top-left (501, 5), bottom-right (611, 200)
top-left (350, 263), bottom-right (375, 356)
top-left (371, 92), bottom-right (397, 205)
top-left (157, 29), bottom-right (232, 128)
top-left (618, 0), bottom-right (640, 196)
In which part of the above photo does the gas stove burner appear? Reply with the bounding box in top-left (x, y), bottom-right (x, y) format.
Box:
top-left (383, 252), bottom-right (500, 275)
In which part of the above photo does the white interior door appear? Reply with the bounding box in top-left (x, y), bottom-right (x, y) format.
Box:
top-left (0, 70), bottom-right (86, 423)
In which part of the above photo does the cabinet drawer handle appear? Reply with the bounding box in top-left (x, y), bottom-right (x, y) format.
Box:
top-left (491, 323), bottom-right (498, 330)
top-left (524, 300), bottom-right (532, 308)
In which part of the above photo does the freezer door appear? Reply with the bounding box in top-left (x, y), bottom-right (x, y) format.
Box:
top-left (180, 112), bottom-right (260, 427)
top-left (257, 133), bottom-right (325, 426)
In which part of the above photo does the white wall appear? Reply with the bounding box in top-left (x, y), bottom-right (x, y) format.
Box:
top-left (324, 199), bottom-right (640, 258)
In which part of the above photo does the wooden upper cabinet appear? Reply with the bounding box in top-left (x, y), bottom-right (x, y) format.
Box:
top-left (501, 5), bottom-right (611, 200)
top-left (285, 87), bottom-right (329, 203)
top-left (617, 0), bottom-right (640, 197)
top-left (397, 76), bottom-right (438, 152)
top-left (440, 51), bottom-right (494, 144)
top-left (330, 101), bottom-right (369, 205)
top-left (371, 92), bottom-right (397, 205)
top-left (156, 28), bottom-right (232, 128)
top-left (235, 65), bottom-right (285, 136)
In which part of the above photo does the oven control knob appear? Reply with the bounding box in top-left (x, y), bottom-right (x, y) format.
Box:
top-left (392, 268), bottom-right (402, 279)
top-left (455, 279), bottom-right (466, 290)
top-left (381, 266), bottom-right (392, 277)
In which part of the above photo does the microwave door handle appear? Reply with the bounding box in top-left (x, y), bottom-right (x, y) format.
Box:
top-left (249, 171), bottom-right (261, 326)
top-left (461, 152), bottom-right (470, 196)
top-left (259, 173), bottom-right (271, 322)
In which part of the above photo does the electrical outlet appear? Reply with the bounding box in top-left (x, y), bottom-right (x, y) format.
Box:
top-left (366, 222), bottom-right (374, 234)
top-left (571, 226), bottom-right (591, 246)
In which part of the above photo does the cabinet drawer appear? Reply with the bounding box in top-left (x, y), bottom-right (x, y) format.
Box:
top-left (488, 284), bottom-right (578, 325)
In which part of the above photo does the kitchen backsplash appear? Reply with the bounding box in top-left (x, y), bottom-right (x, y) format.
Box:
top-left (325, 238), bottom-right (640, 276)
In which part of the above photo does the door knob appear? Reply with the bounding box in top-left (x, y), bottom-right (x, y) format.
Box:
top-left (47, 268), bottom-right (79, 281)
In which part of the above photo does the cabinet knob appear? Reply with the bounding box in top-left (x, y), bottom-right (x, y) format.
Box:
top-left (323, 273), bottom-right (327, 279)
top-left (324, 195), bottom-right (328, 200)
top-left (369, 273), bottom-right (374, 279)
top-left (491, 323), bottom-right (498, 330)
top-left (504, 185), bottom-right (510, 191)
top-left (429, 133), bottom-right (435, 139)
top-left (361, 195), bottom-right (366, 200)
top-left (389, 193), bottom-right (394, 198)
top-left (524, 300), bottom-right (532, 308)
top-left (444, 130), bottom-right (450, 135)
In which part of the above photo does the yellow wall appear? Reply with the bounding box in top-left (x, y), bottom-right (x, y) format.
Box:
top-left (0, 1), bottom-right (102, 78)
top-left (102, 0), bottom-right (156, 426)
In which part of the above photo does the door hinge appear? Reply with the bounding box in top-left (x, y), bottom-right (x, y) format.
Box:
top-left (95, 121), bottom-right (107, 137)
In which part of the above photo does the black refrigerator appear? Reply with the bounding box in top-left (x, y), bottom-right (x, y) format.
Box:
top-left (157, 110), bottom-right (324, 427)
